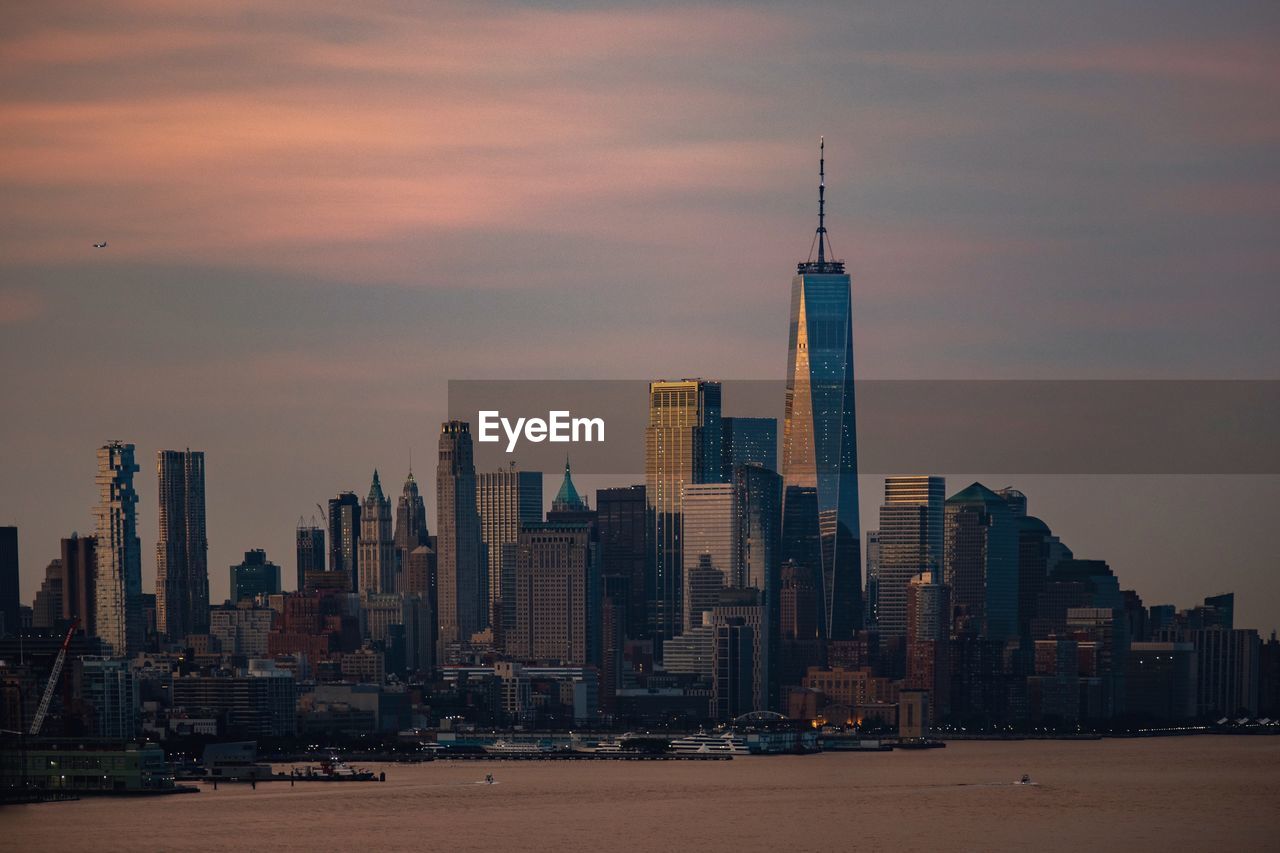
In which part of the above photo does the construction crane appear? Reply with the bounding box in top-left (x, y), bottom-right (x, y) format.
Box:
top-left (28, 618), bottom-right (79, 736)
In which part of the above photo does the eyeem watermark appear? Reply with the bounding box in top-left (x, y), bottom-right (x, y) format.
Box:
top-left (477, 410), bottom-right (605, 453)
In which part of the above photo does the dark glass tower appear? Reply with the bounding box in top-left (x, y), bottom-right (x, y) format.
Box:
top-left (781, 138), bottom-right (862, 642)
top-left (156, 449), bottom-right (209, 640)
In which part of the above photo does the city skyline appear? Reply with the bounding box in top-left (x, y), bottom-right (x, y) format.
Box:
top-left (1, 2), bottom-right (1278, 635)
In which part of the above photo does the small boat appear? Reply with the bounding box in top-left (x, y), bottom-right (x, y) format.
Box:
top-left (1016, 774), bottom-right (1033, 785)
top-left (484, 774), bottom-right (495, 784)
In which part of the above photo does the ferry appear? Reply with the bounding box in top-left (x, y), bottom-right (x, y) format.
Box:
top-left (296, 756), bottom-right (377, 781)
top-left (483, 740), bottom-right (553, 755)
top-left (668, 733), bottom-right (750, 756)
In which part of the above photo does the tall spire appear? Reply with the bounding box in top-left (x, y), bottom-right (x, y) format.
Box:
top-left (817, 135), bottom-right (826, 264)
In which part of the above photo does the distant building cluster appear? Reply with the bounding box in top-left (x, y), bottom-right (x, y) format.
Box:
top-left (2, 158), bottom-right (1277, 750)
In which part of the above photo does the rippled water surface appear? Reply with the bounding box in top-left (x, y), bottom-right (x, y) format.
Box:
top-left (5, 737), bottom-right (1279, 852)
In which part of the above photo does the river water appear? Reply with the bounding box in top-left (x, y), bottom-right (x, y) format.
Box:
top-left (4, 737), bottom-right (1278, 852)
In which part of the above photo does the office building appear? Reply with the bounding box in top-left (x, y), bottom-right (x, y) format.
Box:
top-left (358, 470), bottom-right (397, 594)
top-left (394, 467), bottom-right (430, 584)
top-left (209, 602), bottom-right (274, 658)
top-left (722, 416), bottom-right (777, 476)
top-left (906, 571), bottom-right (952, 717)
top-left (645, 378), bottom-right (722, 652)
top-left (597, 485), bottom-right (647, 642)
top-left (944, 482), bottom-right (1017, 641)
top-left (0, 527), bottom-right (17, 637)
top-left (508, 522), bottom-right (595, 666)
top-left (476, 465), bottom-right (543, 629)
top-left (230, 549), bottom-right (282, 602)
top-left (864, 530), bottom-right (880, 628)
top-left (295, 521), bottom-right (324, 592)
top-left (94, 441), bottom-right (144, 657)
top-left (155, 449), bottom-right (209, 640)
top-left (781, 140), bottom-right (862, 642)
top-left (437, 421), bottom-right (485, 646)
top-left (78, 657), bottom-right (139, 738)
top-left (1126, 642), bottom-right (1197, 720)
top-left (681, 483), bottom-right (738, 630)
top-left (876, 476), bottom-right (945, 639)
top-left (327, 491), bottom-right (361, 592)
top-left (60, 533), bottom-right (97, 634)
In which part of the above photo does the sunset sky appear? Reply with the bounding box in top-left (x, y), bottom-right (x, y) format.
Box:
top-left (2, 2), bottom-right (1277, 629)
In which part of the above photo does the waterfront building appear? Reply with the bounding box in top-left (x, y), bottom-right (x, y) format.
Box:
top-left (713, 617), bottom-right (756, 721)
top-left (944, 482), bottom-right (1017, 641)
top-left (295, 521), bottom-right (325, 592)
top-left (1126, 642), bottom-right (1197, 720)
top-left (94, 442), bottom-right (144, 657)
top-left (781, 140), bottom-right (862, 643)
top-left (476, 464), bottom-right (542, 630)
top-left (327, 491), bottom-right (361, 593)
top-left (1186, 627), bottom-right (1261, 717)
top-left (722, 416), bottom-right (777, 476)
top-left (230, 549), bottom-right (282, 602)
top-left (358, 471), bottom-right (397, 594)
top-left (876, 476), bottom-right (945, 639)
top-left (0, 527), bottom-right (16, 637)
top-left (906, 570), bottom-right (952, 717)
top-left (646, 378), bottom-right (723, 653)
top-left (171, 666), bottom-right (298, 737)
top-left (77, 656), bottom-right (139, 738)
top-left (437, 421), bottom-right (485, 646)
top-left (155, 449), bottom-right (209, 641)
top-left (15, 742), bottom-right (174, 793)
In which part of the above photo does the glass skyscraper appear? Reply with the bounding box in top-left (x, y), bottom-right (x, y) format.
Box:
top-left (781, 139), bottom-right (862, 641)
top-left (645, 378), bottom-right (722, 654)
top-left (156, 448), bottom-right (209, 640)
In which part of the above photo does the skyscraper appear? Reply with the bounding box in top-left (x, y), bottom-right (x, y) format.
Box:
top-left (327, 491), bottom-right (361, 592)
top-left (437, 421), bottom-right (485, 646)
top-left (944, 482), bottom-right (1017, 641)
top-left (358, 470), bottom-right (396, 594)
top-left (61, 533), bottom-right (96, 634)
top-left (295, 520), bottom-right (324, 592)
top-left (645, 378), bottom-right (722, 653)
top-left (155, 449), bottom-right (209, 640)
top-left (476, 464), bottom-right (543, 629)
top-left (508, 521), bottom-right (594, 665)
top-left (864, 530), bottom-right (880, 628)
top-left (876, 476), bottom-right (945, 639)
top-left (0, 526), bottom-right (17, 637)
top-left (230, 549), bottom-right (282, 601)
top-left (597, 485), bottom-right (648, 643)
top-left (94, 441), bottom-right (144, 656)
top-left (722, 416), bottom-right (778, 476)
top-left (681, 483), bottom-right (737, 630)
top-left (394, 468), bottom-right (430, 582)
top-left (781, 138), bottom-right (862, 642)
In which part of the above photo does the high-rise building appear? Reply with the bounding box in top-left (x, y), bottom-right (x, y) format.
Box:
top-left (358, 471), bottom-right (396, 594)
top-left (437, 421), bottom-right (485, 646)
top-left (0, 527), bottom-right (17, 637)
top-left (295, 521), bottom-right (324, 592)
top-left (597, 486), bottom-right (648, 642)
top-left (864, 530), bottom-right (880, 628)
top-left (32, 559), bottom-right (64, 630)
top-left (394, 468), bottom-right (430, 584)
top-left (722, 416), bottom-right (777, 476)
top-left (781, 139), bottom-right (862, 642)
top-left (549, 458), bottom-right (585, 514)
top-left (681, 483), bottom-right (737, 631)
top-left (327, 491), bottom-right (361, 593)
top-left (944, 482), bottom-right (1017, 641)
top-left (230, 549), bottom-right (282, 602)
top-left (876, 476), bottom-right (945, 639)
top-left (508, 522), bottom-right (594, 666)
top-left (61, 534), bottom-right (96, 634)
top-left (645, 378), bottom-right (722, 653)
top-left (94, 442), bottom-right (144, 657)
top-left (906, 570), bottom-right (952, 717)
top-left (155, 449), bottom-right (209, 640)
top-left (476, 465), bottom-right (543, 629)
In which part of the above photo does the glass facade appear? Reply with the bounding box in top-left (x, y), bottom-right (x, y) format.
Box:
top-left (782, 271), bottom-right (862, 641)
top-left (94, 441), bottom-right (143, 657)
top-left (645, 379), bottom-right (722, 654)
